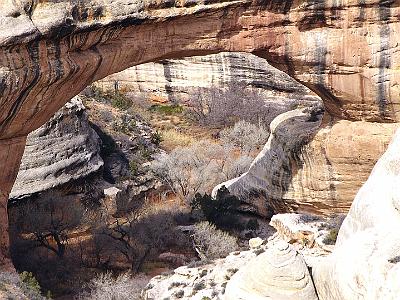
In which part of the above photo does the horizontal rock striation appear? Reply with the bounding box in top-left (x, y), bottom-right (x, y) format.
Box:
top-left (225, 241), bottom-right (318, 300)
top-left (103, 52), bottom-right (399, 217)
top-left (9, 97), bottom-right (103, 200)
top-left (97, 52), bottom-right (318, 109)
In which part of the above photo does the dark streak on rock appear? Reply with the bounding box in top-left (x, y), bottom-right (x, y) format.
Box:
top-left (161, 60), bottom-right (175, 103)
top-left (0, 40), bottom-right (40, 135)
top-left (357, 0), bottom-right (367, 23)
top-left (298, 0), bottom-right (327, 31)
top-left (377, 0), bottom-right (394, 117)
top-left (256, 0), bottom-right (294, 14)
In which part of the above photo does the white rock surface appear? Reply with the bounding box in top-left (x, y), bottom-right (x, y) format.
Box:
top-left (143, 249), bottom-right (259, 300)
top-left (313, 128), bottom-right (400, 300)
top-left (10, 97), bottom-right (103, 199)
top-left (249, 237), bottom-right (264, 249)
top-left (225, 241), bottom-right (318, 300)
top-left (214, 107), bottom-right (324, 216)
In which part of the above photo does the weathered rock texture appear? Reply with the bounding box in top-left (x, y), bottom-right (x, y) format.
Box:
top-left (217, 117), bottom-right (398, 216)
top-left (312, 128), bottom-right (400, 300)
top-left (97, 52), bottom-right (318, 110)
top-left (9, 97), bottom-right (103, 199)
top-left (0, 0), bottom-right (400, 267)
top-left (104, 52), bottom-right (398, 218)
top-left (225, 241), bottom-right (318, 300)
top-left (143, 214), bottom-right (330, 300)
top-left (214, 106), bottom-right (324, 216)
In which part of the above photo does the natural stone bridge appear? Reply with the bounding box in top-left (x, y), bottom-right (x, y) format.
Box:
top-left (0, 0), bottom-right (399, 269)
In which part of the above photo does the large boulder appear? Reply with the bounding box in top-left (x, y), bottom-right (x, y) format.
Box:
top-left (9, 97), bottom-right (103, 199)
top-left (225, 241), bottom-right (318, 300)
top-left (313, 128), bottom-right (400, 300)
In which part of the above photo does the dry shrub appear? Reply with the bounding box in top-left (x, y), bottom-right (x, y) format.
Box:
top-left (192, 222), bottom-right (238, 260)
top-left (160, 129), bottom-right (195, 148)
top-left (220, 120), bottom-right (269, 154)
top-left (151, 141), bottom-right (252, 203)
top-left (77, 272), bottom-right (149, 300)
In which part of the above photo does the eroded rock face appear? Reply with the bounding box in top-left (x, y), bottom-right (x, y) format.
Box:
top-left (9, 97), bottom-right (103, 199)
top-left (313, 129), bottom-right (400, 300)
top-left (225, 241), bottom-right (318, 300)
top-left (97, 52), bottom-right (318, 112)
top-left (103, 52), bottom-right (398, 217)
top-left (214, 106), bottom-right (324, 216)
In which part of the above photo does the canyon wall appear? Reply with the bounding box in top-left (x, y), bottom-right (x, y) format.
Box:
top-left (0, 0), bottom-right (399, 267)
top-left (101, 54), bottom-right (398, 216)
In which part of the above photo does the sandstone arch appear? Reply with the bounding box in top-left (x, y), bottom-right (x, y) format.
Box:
top-left (0, 0), bottom-right (399, 268)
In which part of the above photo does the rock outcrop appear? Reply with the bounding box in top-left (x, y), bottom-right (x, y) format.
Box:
top-left (97, 52), bottom-right (318, 113)
top-left (312, 128), bottom-right (400, 300)
top-left (143, 213), bottom-right (331, 300)
top-left (214, 106), bottom-right (324, 216)
top-left (103, 52), bottom-right (399, 217)
top-left (9, 97), bottom-right (103, 199)
top-left (0, 0), bottom-right (399, 267)
top-left (143, 248), bottom-right (259, 300)
top-left (225, 241), bottom-right (318, 300)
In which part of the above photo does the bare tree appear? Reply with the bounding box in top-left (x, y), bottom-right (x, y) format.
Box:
top-left (220, 120), bottom-right (269, 154)
top-left (187, 82), bottom-right (271, 126)
top-left (77, 272), bottom-right (149, 300)
top-left (101, 207), bottom-right (187, 273)
top-left (13, 191), bottom-right (83, 259)
top-left (151, 141), bottom-right (252, 203)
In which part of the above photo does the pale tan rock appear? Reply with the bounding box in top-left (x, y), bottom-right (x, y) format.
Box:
top-left (313, 128), bottom-right (400, 300)
top-left (270, 214), bottom-right (327, 249)
top-left (214, 107), bottom-right (324, 215)
top-left (224, 241), bottom-right (318, 300)
top-left (103, 187), bottom-right (122, 216)
top-left (284, 120), bottom-right (398, 215)
top-left (249, 237), bottom-right (264, 249)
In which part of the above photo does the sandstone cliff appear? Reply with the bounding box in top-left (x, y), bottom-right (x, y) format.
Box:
top-left (313, 128), bottom-right (400, 300)
top-left (9, 97), bottom-right (103, 200)
top-left (0, 0), bottom-right (399, 269)
top-left (101, 52), bottom-right (399, 216)
top-left (96, 52), bottom-right (317, 109)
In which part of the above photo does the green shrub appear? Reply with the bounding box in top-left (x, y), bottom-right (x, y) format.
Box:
top-left (129, 161), bottom-right (138, 176)
top-left (111, 93), bottom-right (132, 110)
top-left (20, 272), bottom-right (41, 295)
top-left (150, 131), bottom-right (163, 145)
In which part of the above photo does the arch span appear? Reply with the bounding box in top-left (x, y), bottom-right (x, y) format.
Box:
top-left (0, 0), bottom-right (399, 268)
